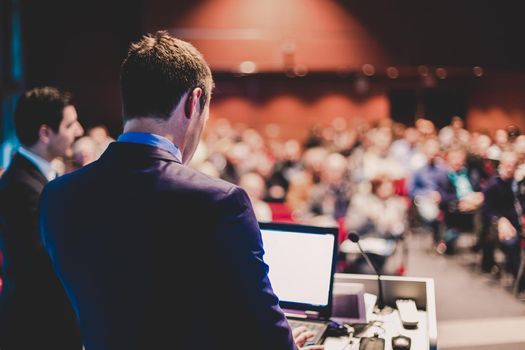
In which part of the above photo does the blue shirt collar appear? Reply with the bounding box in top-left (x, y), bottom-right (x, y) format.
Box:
top-left (117, 132), bottom-right (182, 163)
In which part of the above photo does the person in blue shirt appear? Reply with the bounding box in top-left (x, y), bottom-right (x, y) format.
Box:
top-left (408, 138), bottom-right (447, 245)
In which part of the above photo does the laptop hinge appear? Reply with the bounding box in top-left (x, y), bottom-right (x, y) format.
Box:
top-left (285, 310), bottom-right (320, 319)
top-left (305, 310), bottom-right (320, 319)
top-left (284, 312), bottom-right (307, 319)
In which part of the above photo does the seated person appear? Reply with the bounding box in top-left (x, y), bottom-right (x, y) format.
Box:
top-left (437, 147), bottom-right (484, 254)
top-left (408, 138), bottom-right (447, 245)
top-left (345, 175), bottom-right (408, 273)
top-left (482, 151), bottom-right (525, 279)
top-left (308, 153), bottom-right (352, 222)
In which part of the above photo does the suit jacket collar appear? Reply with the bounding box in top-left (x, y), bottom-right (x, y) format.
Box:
top-left (18, 147), bottom-right (57, 181)
top-left (11, 152), bottom-right (49, 186)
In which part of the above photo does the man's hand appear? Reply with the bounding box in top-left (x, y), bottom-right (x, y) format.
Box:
top-left (430, 191), bottom-right (441, 203)
top-left (497, 217), bottom-right (517, 241)
top-left (458, 192), bottom-right (484, 212)
top-left (292, 326), bottom-right (324, 350)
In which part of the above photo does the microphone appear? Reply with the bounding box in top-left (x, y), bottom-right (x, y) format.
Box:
top-left (348, 232), bottom-right (392, 315)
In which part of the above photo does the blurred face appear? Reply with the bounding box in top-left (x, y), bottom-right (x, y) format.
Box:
top-left (376, 180), bottom-right (395, 199)
top-left (405, 128), bottom-right (420, 145)
top-left (495, 129), bottom-right (508, 146)
top-left (475, 135), bottom-right (491, 156)
top-left (240, 174), bottom-right (265, 201)
top-left (88, 127), bottom-right (108, 144)
top-left (447, 150), bottom-right (466, 172)
top-left (48, 105), bottom-right (84, 158)
top-left (423, 140), bottom-right (440, 160)
top-left (498, 153), bottom-right (518, 181)
top-left (322, 154), bottom-right (347, 183)
top-left (73, 138), bottom-right (97, 166)
top-left (451, 117), bottom-right (463, 130)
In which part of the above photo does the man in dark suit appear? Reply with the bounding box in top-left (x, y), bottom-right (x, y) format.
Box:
top-left (39, 31), bottom-right (320, 350)
top-left (0, 87), bottom-right (84, 349)
top-left (481, 151), bottom-right (524, 278)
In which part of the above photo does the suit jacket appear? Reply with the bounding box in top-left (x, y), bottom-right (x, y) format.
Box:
top-left (482, 176), bottom-right (525, 234)
top-left (0, 153), bottom-right (82, 349)
top-left (40, 142), bottom-right (297, 350)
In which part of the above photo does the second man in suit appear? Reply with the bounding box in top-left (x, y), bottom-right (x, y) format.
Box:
top-left (0, 86), bottom-right (84, 349)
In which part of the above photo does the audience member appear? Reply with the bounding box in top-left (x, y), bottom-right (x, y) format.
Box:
top-left (87, 124), bottom-right (114, 159)
top-left (415, 117), bottom-right (437, 139)
top-left (345, 175), bottom-right (408, 272)
top-left (240, 172), bottom-right (273, 222)
top-left (361, 126), bottom-right (404, 181)
top-left (481, 151), bottom-right (525, 280)
top-left (308, 152), bottom-right (352, 222)
top-left (437, 147), bottom-right (484, 254)
top-left (0, 86), bottom-right (83, 349)
top-left (408, 138), bottom-right (447, 245)
top-left (69, 135), bottom-right (98, 171)
top-left (487, 128), bottom-right (510, 161)
top-left (286, 170), bottom-right (315, 222)
top-left (390, 126), bottom-right (426, 177)
top-left (438, 116), bottom-right (470, 148)
top-left (266, 139), bottom-right (303, 202)
top-left (466, 133), bottom-right (496, 190)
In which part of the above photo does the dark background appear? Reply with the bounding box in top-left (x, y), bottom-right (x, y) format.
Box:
top-left (3, 0), bottom-right (525, 137)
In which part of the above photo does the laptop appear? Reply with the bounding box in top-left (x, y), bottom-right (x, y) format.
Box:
top-left (259, 222), bottom-right (338, 345)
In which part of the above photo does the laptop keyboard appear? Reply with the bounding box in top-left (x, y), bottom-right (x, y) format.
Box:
top-left (288, 319), bottom-right (328, 345)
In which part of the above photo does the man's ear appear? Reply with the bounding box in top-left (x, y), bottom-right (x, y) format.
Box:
top-left (38, 124), bottom-right (52, 144)
top-left (184, 87), bottom-right (203, 119)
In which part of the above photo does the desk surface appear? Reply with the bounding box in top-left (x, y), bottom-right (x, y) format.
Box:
top-left (324, 309), bottom-right (428, 350)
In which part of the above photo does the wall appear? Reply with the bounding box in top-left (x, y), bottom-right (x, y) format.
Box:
top-left (466, 72), bottom-right (525, 135)
top-left (209, 74), bottom-right (389, 141)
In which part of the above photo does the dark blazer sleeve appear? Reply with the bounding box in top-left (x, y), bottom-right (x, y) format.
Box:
top-left (437, 173), bottom-right (460, 213)
top-left (1, 181), bottom-right (49, 275)
top-left (482, 179), bottom-right (501, 223)
top-left (214, 186), bottom-right (298, 350)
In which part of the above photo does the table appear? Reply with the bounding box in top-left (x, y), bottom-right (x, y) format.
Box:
top-left (323, 273), bottom-right (437, 350)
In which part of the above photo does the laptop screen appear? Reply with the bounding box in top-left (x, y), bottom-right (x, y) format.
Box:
top-left (259, 222), bottom-right (338, 318)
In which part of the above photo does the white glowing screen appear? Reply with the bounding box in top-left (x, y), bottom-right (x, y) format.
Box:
top-left (260, 229), bottom-right (334, 306)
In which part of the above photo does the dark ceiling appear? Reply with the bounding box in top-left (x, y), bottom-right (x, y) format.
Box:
top-left (9, 0), bottom-right (525, 135)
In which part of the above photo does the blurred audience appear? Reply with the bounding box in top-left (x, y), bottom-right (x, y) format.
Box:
top-left (9, 107), bottom-right (519, 288)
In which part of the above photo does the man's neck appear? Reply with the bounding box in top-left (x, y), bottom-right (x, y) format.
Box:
top-left (123, 118), bottom-right (180, 146)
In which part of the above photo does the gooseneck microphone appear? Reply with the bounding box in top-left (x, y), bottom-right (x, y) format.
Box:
top-left (348, 232), bottom-right (392, 315)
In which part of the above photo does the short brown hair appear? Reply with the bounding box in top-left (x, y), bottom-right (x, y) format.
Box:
top-left (120, 31), bottom-right (213, 121)
top-left (15, 86), bottom-right (72, 146)
top-left (370, 175), bottom-right (393, 195)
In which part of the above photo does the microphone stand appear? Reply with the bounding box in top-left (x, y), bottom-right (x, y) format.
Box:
top-left (348, 232), bottom-right (393, 315)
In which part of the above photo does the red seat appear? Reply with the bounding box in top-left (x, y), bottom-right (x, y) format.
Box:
top-left (268, 202), bottom-right (295, 223)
